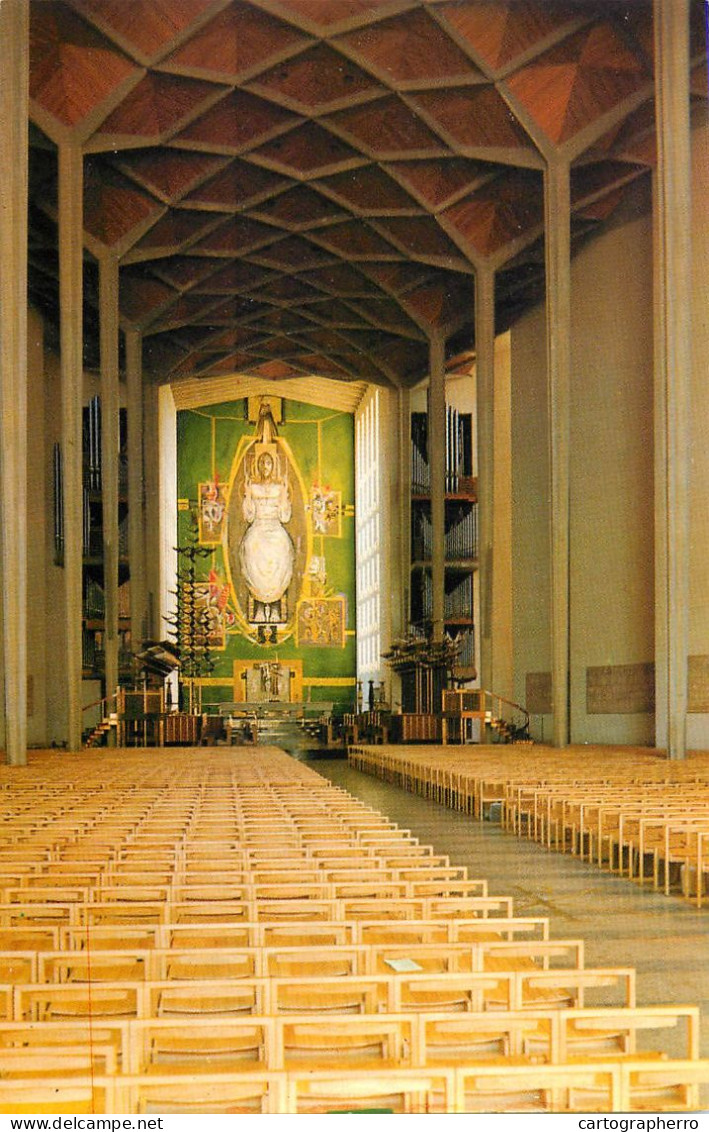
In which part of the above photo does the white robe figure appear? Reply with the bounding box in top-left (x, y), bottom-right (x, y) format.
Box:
top-left (239, 450), bottom-right (294, 620)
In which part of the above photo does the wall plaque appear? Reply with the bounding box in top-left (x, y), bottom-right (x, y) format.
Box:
top-left (526, 671), bottom-right (552, 715)
top-left (586, 662), bottom-right (655, 714)
top-left (688, 655), bottom-right (709, 712)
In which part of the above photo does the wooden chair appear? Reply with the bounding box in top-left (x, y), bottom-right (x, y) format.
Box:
top-left (395, 972), bottom-right (509, 1013)
top-left (3, 886), bottom-right (90, 906)
top-left (264, 947), bottom-right (362, 979)
top-left (39, 949), bottom-right (150, 983)
top-left (422, 1011), bottom-right (548, 1062)
top-left (0, 1020), bottom-right (128, 1070)
top-left (0, 903), bottom-right (74, 929)
top-left (554, 1006), bottom-right (700, 1062)
top-left (277, 1015), bottom-right (413, 1070)
top-left (370, 943), bottom-right (474, 976)
top-left (0, 952), bottom-right (37, 984)
top-left (287, 1070), bottom-right (445, 1114)
top-left (170, 899), bottom-right (252, 924)
top-left (81, 902), bottom-right (165, 927)
top-left (157, 949), bottom-right (258, 981)
top-left (258, 921), bottom-right (353, 946)
top-left (150, 979), bottom-right (264, 1017)
top-left (453, 916), bottom-right (550, 943)
top-left (15, 982), bottom-right (143, 1022)
top-left (620, 1058), bottom-right (709, 1112)
top-left (0, 1077), bottom-right (113, 1115)
top-left (480, 939), bottom-right (585, 972)
top-left (356, 920), bottom-right (450, 945)
top-left (160, 923), bottom-right (254, 949)
top-left (454, 1060), bottom-right (622, 1113)
top-left (61, 924), bottom-right (159, 950)
top-left (513, 967), bottom-right (636, 1011)
top-left (129, 1018), bottom-right (273, 1073)
top-left (124, 1072), bottom-right (278, 1114)
top-left (0, 1044), bottom-right (117, 1076)
top-left (252, 899), bottom-right (334, 923)
top-left (0, 926), bottom-right (58, 951)
top-left (272, 975), bottom-right (384, 1015)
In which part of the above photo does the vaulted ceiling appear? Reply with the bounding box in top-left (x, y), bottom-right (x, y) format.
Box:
top-left (27, 0), bottom-right (707, 391)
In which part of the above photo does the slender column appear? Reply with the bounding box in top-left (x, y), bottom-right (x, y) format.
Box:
top-left (59, 144), bottom-right (84, 752)
top-left (158, 387), bottom-right (178, 707)
top-left (143, 381), bottom-right (160, 640)
top-left (429, 333), bottom-right (446, 643)
top-left (397, 386), bottom-right (411, 637)
top-left (100, 255), bottom-right (120, 707)
top-left (653, 172), bottom-right (669, 751)
top-left (654, 0), bottom-right (691, 758)
top-left (475, 265), bottom-right (495, 691)
top-left (0, 0), bottom-right (29, 765)
top-left (544, 159), bottom-right (572, 748)
top-left (126, 328), bottom-right (146, 654)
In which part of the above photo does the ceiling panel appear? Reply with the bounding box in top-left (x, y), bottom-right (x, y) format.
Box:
top-left (26, 0), bottom-right (691, 390)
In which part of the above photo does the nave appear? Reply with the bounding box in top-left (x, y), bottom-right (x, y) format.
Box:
top-left (1, 746), bottom-right (709, 1115)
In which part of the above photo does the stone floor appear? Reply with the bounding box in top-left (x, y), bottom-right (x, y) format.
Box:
top-left (309, 754), bottom-right (709, 1064)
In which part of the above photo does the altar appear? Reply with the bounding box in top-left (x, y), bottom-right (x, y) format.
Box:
top-left (233, 659), bottom-right (304, 704)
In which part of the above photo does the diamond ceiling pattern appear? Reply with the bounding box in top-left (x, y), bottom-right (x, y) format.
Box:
top-left (26, 0), bottom-right (706, 388)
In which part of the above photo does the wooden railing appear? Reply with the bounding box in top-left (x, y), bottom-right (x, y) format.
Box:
top-left (441, 689), bottom-right (530, 744)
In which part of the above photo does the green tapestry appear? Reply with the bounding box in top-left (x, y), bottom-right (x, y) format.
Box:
top-left (176, 396), bottom-right (356, 710)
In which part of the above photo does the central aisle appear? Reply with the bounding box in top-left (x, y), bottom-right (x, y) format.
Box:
top-left (311, 755), bottom-right (709, 1060)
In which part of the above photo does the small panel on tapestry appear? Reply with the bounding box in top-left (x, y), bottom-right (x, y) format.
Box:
top-left (190, 576), bottom-right (233, 650)
top-left (198, 478), bottom-right (226, 544)
top-left (296, 596), bottom-right (346, 648)
top-left (310, 484), bottom-right (342, 537)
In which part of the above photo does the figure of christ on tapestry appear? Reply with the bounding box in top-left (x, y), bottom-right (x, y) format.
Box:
top-left (240, 447), bottom-right (294, 623)
top-left (225, 414), bottom-right (308, 646)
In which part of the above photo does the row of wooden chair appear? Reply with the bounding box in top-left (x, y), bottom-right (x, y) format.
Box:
top-left (0, 895), bottom-right (517, 927)
top-left (1, 746), bottom-right (708, 1113)
top-left (0, 1004), bottom-right (699, 1071)
top-left (0, 914), bottom-right (551, 951)
top-left (3, 1058), bottom-right (709, 1115)
top-left (0, 937), bottom-right (585, 981)
top-left (3, 964), bottom-right (636, 1019)
top-left (349, 744), bottom-right (709, 809)
top-left (349, 744), bottom-right (709, 907)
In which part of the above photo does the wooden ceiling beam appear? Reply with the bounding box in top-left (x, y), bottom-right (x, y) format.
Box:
top-left (26, 0), bottom-right (686, 391)
top-left (156, 5), bottom-right (313, 87)
top-left (250, 0), bottom-right (417, 39)
top-left (85, 74), bottom-right (230, 153)
top-left (560, 83), bottom-right (656, 164)
top-left (434, 4), bottom-right (597, 85)
top-left (67, 0), bottom-right (233, 68)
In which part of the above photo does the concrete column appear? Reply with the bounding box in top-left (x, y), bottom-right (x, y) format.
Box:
top-left (99, 255), bottom-right (120, 707)
top-left (143, 381), bottom-right (160, 640)
top-left (158, 387), bottom-right (178, 692)
top-left (378, 391), bottom-right (392, 665)
top-left (126, 328), bottom-right (146, 654)
top-left (59, 143), bottom-right (84, 752)
top-left (654, 0), bottom-right (691, 758)
top-left (475, 265), bottom-right (495, 691)
top-left (396, 386), bottom-right (411, 638)
top-left (544, 159), bottom-right (572, 747)
top-left (429, 332), bottom-right (446, 643)
top-left (0, 0), bottom-right (29, 765)
top-left (492, 333), bottom-right (513, 701)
